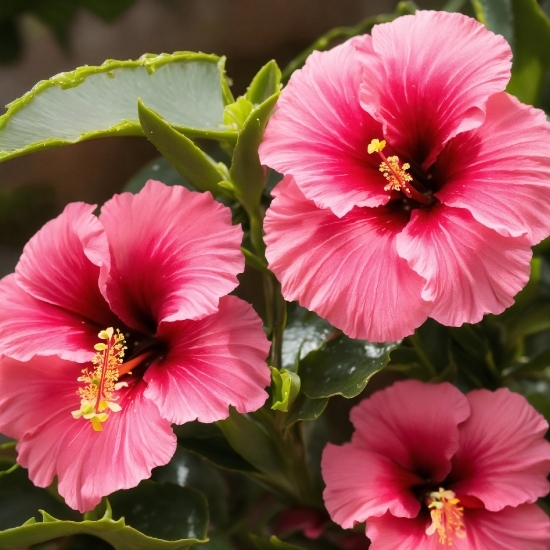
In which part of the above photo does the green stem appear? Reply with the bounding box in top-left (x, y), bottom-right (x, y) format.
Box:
top-left (408, 333), bottom-right (438, 378)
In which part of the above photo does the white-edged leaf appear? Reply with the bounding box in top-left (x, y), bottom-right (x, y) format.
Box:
top-left (0, 52), bottom-right (237, 162)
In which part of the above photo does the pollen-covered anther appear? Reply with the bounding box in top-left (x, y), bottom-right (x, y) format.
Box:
top-left (71, 327), bottom-right (127, 431)
top-left (367, 138), bottom-right (413, 193)
top-left (425, 488), bottom-right (466, 546)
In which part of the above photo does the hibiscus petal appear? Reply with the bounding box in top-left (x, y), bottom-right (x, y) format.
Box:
top-left (322, 444), bottom-right (422, 528)
top-left (366, 512), bottom-right (443, 550)
top-left (450, 388), bottom-right (550, 511)
top-left (143, 296), bottom-right (271, 424)
top-left (0, 275), bottom-right (98, 362)
top-left (259, 38), bottom-right (389, 217)
top-left (361, 11), bottom-right (512, 168)
top-left (264, 177), bottom-right (431, 342)
top-left (350, 380), bottom-right (470, 482)
top-left (99, 181), bottom-right (244, 332)
top-left (397, 204), bottom-right (532, 326)
top-left (14, 202), bottom-right (113, 324)
top-left (462, 505), bottom-right (550, 550)
top-left (436, 92), bottom-right (550, 245)
top-left (0, 355), bottom-right (176, 512)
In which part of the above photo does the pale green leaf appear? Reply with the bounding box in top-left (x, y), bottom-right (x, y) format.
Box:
top-left (0, 52), bottom-right (237, 162)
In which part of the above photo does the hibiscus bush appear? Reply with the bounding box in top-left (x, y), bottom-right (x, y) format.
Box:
top-left (1, 0), bottom-right (550, 549)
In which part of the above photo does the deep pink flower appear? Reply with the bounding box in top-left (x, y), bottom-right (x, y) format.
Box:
top-left (0, 180), bottom-right (271, 512)
top-left (321, 380), bottom-right (550, 549)
top-left (259, 10), bottom-right (550, 342)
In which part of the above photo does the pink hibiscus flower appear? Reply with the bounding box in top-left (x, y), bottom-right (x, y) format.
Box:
top-left (0, 180), bottom-right (271, 512)
top-left (259, 10), bottom-right (550, 342)
top-left (322, 380), bottom-right (550, 549)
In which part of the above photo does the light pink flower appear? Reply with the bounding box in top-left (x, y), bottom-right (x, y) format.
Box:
top-left (321, 380), bottom-right (550, 549)
top-left (259, 10), bottom-right (550, 342)
top-left (0, 180), bottom-right (271, 512)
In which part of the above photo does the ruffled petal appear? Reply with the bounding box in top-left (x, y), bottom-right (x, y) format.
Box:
top-left (0, 275), bottom-right (99, 362)
top-left (436, 92), bottom-right (550, 245)
top-left (0, 354), bottom-right (176, 512)
top-left (397, 204), bottom-right (532, 326)
top-left (143, 296), bottom-right (270, 424)
top-left (361, 11), bottom-right (512, 168)
top-left (366, 512), bottom-right (443, 550)
top-left (14, 202), bottom-right (113, 324)
top-left (264, 177), bottom-right (431, 342)
top-left (462, 505), bottom-right (550, 550)
top-left (350, 380), bottom-right (470, 482)
top-left (322, 444), bottom-right (422, 528)
top-left (450, 388), bottom-right (550, 511)
top-left (100, 181), bottom-right (244, 332)
top-left (259, 38), bottom-right (389, 217)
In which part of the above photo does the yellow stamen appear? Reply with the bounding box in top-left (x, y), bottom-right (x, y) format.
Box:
top-left (368, 138), bottom-right (413, 193)
top-left (71, 327), bottom-right (127, 430)
top-left (425, 488), bottom-right (466, 546)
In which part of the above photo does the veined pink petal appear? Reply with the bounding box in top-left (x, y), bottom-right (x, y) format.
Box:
top-left (361, 11), bottom-right (511, 168)
top-left (366, 512), bottom-right (443, 550)
top-left (100, 181), bottom-right (244, 332)
top-left (259, 39), bottom-right (389, 217)
top-left (143, 296), bottom-right (270, 424)
top-left (14, 202), bottom-right (113, 324)
top-left (350, 380), bottom-right (470, 482)
top-left (322, 444), bottom-right (422, 527)
top-left (450, 388), bottom-right (550, 511)
top-left (462, 505), bottom-right (550, 550)
top-left (436, 92), bottom-right (550, 245)
top-left (264, 177), bottom-right (431, 342)
top-left (397, 204), bottom-right (532, 326)
top-left (0, 355), bottom-right (176, 512)
top-left (0, 275), bottom-right (98, 362)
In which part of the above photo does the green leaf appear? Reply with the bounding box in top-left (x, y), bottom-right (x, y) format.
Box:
top-left (507, 0), bottom-right (550, 107)
top-left (471, 0), bottom-right (514, 46)
top-left (282, 306), bottom-right (333, 371)
top-left (270, 367), bottom-right (301, 412)
top-left (283, 394), bottom-right (329, 429)
top-left (138, 100), bottom-right (228, 197)
top-left (300, 335), bottom-right (397, 399)
top-left (0, 482), bottom-right (208, 550)
top-left (246, 61), bottom-right (282, 105)
top-left (223, 96), bottom-right (255, 131)
top-left (0, 52), bottom-right (236, 162)
top-left (217, 408), bottom-right (284, 476)
top-left (229, 92), bottom-right (279, 212)
top-left (250, 534), bottom-right (306, 550)
top-left (175, 422), bottom-right (258, 474)
top-left (527, 393), bottom-right (550, 423)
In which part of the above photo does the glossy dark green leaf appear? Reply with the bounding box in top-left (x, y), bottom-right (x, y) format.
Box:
top-left (282, 307), bottom-right (333, 371)
top-left (138, 100), bottom-right (228, 197)
top-left (527, 393), bottom-right (550, 424)
top-left (507, 0), bottom-right (550, 107)
top-left (270, 367), bottom-right (301, 412)
top-left (0, 53), bottom-right (236, 162)
top-left (109, 481), bottom-right (208, 543)
top-left (283, 394), bottom-right (329, 429)
top-left (217, 408), bottom-right (284, 476)
top-left (0, 467), bottom-right (79, 532)
top-left (175, 422), bottom-right (258, 474)
top-left (124, 156), bottom-right (191, 194)
top-left (229, 93), bottom-right (279, 211)
top-left (471, 0), bottom-right (514, 46)
top-left (508, 302), bottom-right (550, 341)
top-left (246, 61), bottom-right (282, 105)
top-left (152, 448), bottom-right (228, 527)
top-left (300, 335), bottom-right (397, 399)
top-left (250, 534), bottom-right (306, 550)
top-left (0, 481), bottom-right (208, 550)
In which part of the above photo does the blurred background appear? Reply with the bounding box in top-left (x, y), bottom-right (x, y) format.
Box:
top-left (0, 0), bottom-right (449, 277)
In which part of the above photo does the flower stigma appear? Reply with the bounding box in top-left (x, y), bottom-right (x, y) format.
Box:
top-left (71, 327), bottom-right (127, 431)
top-left (425, 488), bottom-right (466, 546)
